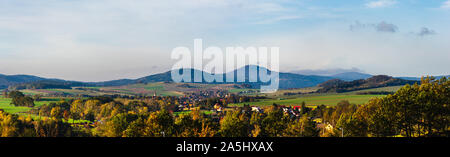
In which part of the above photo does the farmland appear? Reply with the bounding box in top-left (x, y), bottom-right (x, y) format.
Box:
top-left (0, 95), bottom-right (61, 114)
top-left (1, 83), bottom-right (403, 114)
top-left (228, 94), bottom-right (385, 107)
top-left (16, 82), bottom-right (254, 97)
top-left (0, 96), bottom-right (30, 114)
top-left (343, 85), bottom-right (403, 94)
top-left (173, 110), bottom-right (215, 116)
top-left (228, 85), bottom-right (403, 107)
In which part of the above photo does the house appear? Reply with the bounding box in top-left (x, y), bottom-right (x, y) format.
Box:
top-left (292, 106), bottom-right (302, 111)
top-left (214, 103), bottom-right (223, 112)
top-left (325, 123), bottom-right (334, 132)
top-left (178, 105), bottom-right (184, 111)
top-left (251, 107), bottom-right (262, 113)
top-left (317, 122), bottom-right (334, 136)
top-left (282, 107), bottom-right (293, 114)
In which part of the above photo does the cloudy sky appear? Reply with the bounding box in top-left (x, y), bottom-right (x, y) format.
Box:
top-left (0, 0), bottom-right (449, 81)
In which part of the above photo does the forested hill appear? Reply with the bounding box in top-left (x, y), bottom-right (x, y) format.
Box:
top-left (317, 75), bottom-right (419, 93)
top-left (0, 74), bottom-right (54, 89)
top-left (8, 80), bottom-right (90, 90)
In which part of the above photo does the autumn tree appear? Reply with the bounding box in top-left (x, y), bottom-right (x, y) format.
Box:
top-left (9, 91), bottom-right (34, 107)
top-left (250, 112), bottom-right (264, 137)
top-left (144, 109), bottom-right (174, 137)
top-left (174, 114), bottom-right (200, 137)
top-left (284, 115), bottom-right (319, 137)
top-left (34, 117), bottom-right (72, 137)
top-left (0, 111), bottom-right (36, 137)
top-left (261, 105), bottom-right (288, 137)
top-left (219, 109), bottom-right (249, 137)
top-left (99, 113), bottom-right (138, 137)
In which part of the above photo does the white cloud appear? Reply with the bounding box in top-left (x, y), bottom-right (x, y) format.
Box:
top-left (255, 25), bottom-right (450, 77)
top-left (0, 0), bottom-right (449, 81)
top-left (365, 0), bottom-right (397, 8)
top-left (442, 0), bottom-right (450, 9)
top-left (0, 0), bottom-right (305, 81)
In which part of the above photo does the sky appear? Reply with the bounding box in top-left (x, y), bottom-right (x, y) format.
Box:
top-left (0, 0), bottom-right (449, 81)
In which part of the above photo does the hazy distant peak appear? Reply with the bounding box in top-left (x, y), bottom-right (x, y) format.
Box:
top-left (289, 68), bottom-right (365, 76)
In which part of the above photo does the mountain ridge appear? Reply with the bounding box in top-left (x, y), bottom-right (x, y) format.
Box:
top-left (330, 72), bottom-right (373, 81)
top-left (4, 65), bottom-right (334, 90)
top-left (317, 75), bottom-right (420, 93)
top-left (2, 66), bottom-right (447, 90)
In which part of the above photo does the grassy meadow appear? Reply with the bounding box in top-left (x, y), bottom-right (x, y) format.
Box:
top-left (228, 94), bottom-right (385, 107)
top-left (228, 85), bottom-right (405, 107)
top-left (0, 95), bottom-right (61, 114)
top-left (343, 86), bottom-right (403, 94)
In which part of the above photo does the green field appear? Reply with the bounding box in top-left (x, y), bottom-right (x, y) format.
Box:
top-left (228, 88), bottom-right (257, 93)
top-left (227, 86), bottom-right (403, 107)
top-left (0, 95), bottom-right (90, 122)
top-left (19, 82), bottom-right (265, 97)
top-left (141, 83), bottom-right (183, 96)
top-left (227, 88), bottom-right (260, 96)
top-left (0, 97), bottom-right (31, 114)
top-left (173, 110), bottom-right (214, 116)
top-left (344, 86), bottom-right (403, 94)
top-left (229, 94), bottom-right (385, 107)
top-left (100, 83), bottom-right (185, 96)
top-left (19, 89), bottom-right (48, 95)
top-left (0, 96), bottom-right (61, 114)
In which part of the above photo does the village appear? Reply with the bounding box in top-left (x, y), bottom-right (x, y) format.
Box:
top-left (171, 89), bottom-right (335, 136)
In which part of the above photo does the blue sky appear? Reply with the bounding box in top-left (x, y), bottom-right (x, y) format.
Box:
top-left (0, 0), bottom-right (449, 81)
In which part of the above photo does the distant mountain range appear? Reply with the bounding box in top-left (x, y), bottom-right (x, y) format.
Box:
top-left (290, 68), bottom-right (449, 81)
top-left (396, 75), bottom-right (450, 81)
top-left (3, 65), bottom-right (333, 90)
top-left (290, 68), bottom-right (372, 81)
top-left (99, 65), bottom-right (334, 89)
top-left (317, 75), bottom-right (420, 93)
top-left (290, 67), bottom-right (365, 76)
top-left (1, 66), bottom-right (447, 90)
top-left (330, 72), bottom-right (373, 81)
top-left (0, 74), bottom-right (68, 89)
